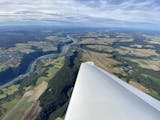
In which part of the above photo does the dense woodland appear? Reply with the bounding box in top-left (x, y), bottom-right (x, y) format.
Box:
top-left (37, 49), bottom-right (81, 120)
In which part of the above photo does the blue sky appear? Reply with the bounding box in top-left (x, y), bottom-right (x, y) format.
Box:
top-left (0, 0), bottom-right (160, 29)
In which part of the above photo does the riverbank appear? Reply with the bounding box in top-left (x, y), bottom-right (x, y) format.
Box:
top-left (0, 35), bottom-right (77, 88)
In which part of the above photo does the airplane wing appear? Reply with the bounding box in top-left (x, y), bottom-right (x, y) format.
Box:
top-left (65, 62), bottom-right (160, 120)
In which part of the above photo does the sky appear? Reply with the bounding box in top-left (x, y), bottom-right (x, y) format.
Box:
top-left (0, 0), bottom-right (160, 30)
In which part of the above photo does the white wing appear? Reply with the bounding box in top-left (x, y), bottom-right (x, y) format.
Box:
top-left (65, 62), bottom-right (160, 120)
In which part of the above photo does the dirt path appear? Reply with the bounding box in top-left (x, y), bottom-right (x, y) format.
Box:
top-left (22, 103), bottom-right (41, 120)
top-left (2, 97), bottom-right (26, 120)
top-left (3, 81), bottom-right (48, 120)
top-left (24, 81), bottom-right (48, 101)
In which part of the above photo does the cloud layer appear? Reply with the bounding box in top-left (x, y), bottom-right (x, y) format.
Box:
top-left (0, 0), bottom-right (159, 29)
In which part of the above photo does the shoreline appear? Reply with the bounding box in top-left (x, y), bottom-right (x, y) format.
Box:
top-left (0, 35), bottom-right (77, 88)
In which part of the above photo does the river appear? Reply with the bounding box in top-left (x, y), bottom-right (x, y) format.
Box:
top-left (0, 35), bottom-right (77, 88)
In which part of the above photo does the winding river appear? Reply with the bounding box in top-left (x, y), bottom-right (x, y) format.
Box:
top-left (0, 35), bottom-right (77, 88)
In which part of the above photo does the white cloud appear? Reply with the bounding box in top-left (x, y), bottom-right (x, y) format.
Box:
top-left (0, 0), bottom-right (159, 29)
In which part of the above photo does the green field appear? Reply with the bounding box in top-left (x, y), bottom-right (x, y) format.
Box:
top-left (0, 56), bottom-right (65, 120)
top-left (2, 98), bottom-right (19, 110)
top-left (0, 85), bottom-right (19, 99)
top-left (78, 32), bottom-right (160, 101)
top-left (0, 30), bottom-right (160, 120)
top-left (3, 98), bottom-right (33, 120)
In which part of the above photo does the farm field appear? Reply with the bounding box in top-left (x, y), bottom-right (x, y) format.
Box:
top-left (0, 56), bottom-right (65, 120)
top-left (78, 31), bottom-right (160, 100)
top-left (0, 29), bottom-right (160, 120)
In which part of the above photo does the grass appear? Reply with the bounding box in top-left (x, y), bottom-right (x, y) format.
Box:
top-left (3, 80), bottom-right (48, 120)
top-left (142, 74), bottom-right (160, 87)
top-left (80, 35), bottom-right (160, 101)
top-left (15, 43), bottom-right (34, 54)
top-left (0, 85), bottom-right (19, 99)
top-left (36, 77), bottom-right (47, 85)
top-left (36, 67), bottom-right (61, 84)
top-left (0, 56), bottom-right (65, 120)
top-left (86, 45), bottom-right (113, 53)
top-left (3, 98), bottom-right (33, 120)
top-left (117, 46), bottom-right (158, 57)
top-left (2, 85), bottom-right (19, 95)
top-left (148, 39), bottom-right (160, 45)
top-left (79, 37), bottom-right (118, 45)
top-left (2, 98), bottom-right (18, 110)
top-left (47, 67), bottom-right (59, 78)
top-left (125, 58), bottom-right (160, 71)
top-left (79, 33), bottom-right (160, 101)
top-left (3, 82), bottom-right (46, 120)
top-left (129, 81), bottom-right (149, 93)
top-left (45, 36), bottom-right (57, 41)
top-left (16, 41), bottom-right (57, 53)
top-left (0, 49), bottom-right (4, 55)
top-left (45, 36), bottom-right (71, 43)
top-left (0, 64), bottom-right (8, 72)
top-left (82, 51), bottom-right (122, 74)
top-left (149, 89), bottom-right (160, 100)
top-left (39, 56), bottom-right (65, 83)
top-left (119, 38), bottom-right (134, 42)
top-left (0, 94), bottom-right (6, 99)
